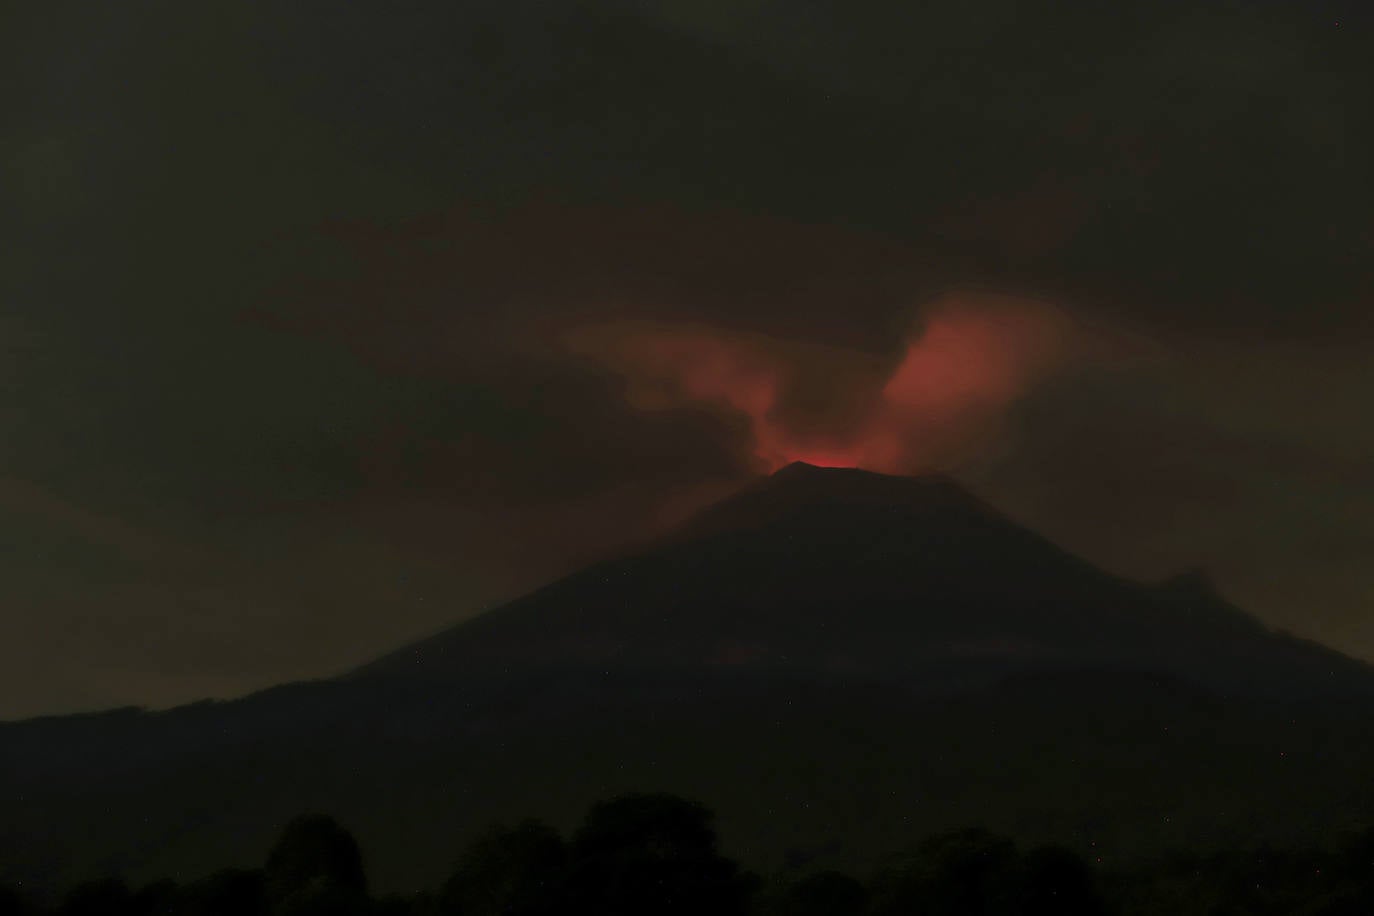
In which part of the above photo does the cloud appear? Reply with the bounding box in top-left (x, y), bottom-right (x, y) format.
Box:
top-left (567, 292), bottom-right (1105, 475)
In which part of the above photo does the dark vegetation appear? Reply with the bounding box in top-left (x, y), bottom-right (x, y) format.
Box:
top-left (5, 793), bottom-right (1374, 915)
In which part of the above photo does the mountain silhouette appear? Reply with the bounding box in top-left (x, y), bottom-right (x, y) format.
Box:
top-left (5, 464), bottom-right (1374, 901)
top-left (356, 463), bottom-right (1368, 698)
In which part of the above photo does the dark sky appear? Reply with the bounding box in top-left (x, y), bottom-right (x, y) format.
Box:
top-left (5, 0), bottom-right (1373, 718)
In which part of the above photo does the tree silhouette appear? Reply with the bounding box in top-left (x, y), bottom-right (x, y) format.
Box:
top-left (871, 829), bottom-right (1020, 916)
top-left (0, 886), bottom-right (30, 916)
top-left (130, 879), bottom-right (180, 915)
top-left (439, 820), bottom-right (566, 916)
top-left (60, 877), bottom-right (133, 916)
top-left (1018, 845), bottom-right (1107, 916)
top-left (373, 892), bottom-right (435, 916)
top-left (180, 868), bottom-right (267, 916)
top-left (264, 814), bottom-right (369, 916)
top-left (29, 799), bottom-right (1374, 914)
top-left (562, 793), bottom-right (757, 916)
top-left (766, 870), bottom-right (868, 916)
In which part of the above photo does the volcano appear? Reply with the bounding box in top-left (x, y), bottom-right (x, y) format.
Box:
top-left (357, 462), bottom-right (1368, 698)
top-left (5, 464), bottom-right (1374, 899)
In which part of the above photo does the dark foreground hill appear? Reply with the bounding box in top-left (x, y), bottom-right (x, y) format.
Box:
top-left (5, 464), bottom-right (1374, 900)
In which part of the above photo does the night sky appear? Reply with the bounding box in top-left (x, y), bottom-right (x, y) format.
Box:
top-left (5, 0), bottom-right (1373, 718)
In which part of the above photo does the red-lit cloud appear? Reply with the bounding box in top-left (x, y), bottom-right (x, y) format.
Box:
top-left (567, 293), bottom-right (1094, 475)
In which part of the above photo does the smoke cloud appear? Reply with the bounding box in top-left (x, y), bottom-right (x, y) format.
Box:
top-left (568, 293), bottom-right (1094, 475)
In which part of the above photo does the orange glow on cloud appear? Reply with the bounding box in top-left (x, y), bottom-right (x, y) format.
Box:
top-left (567, 294), bottom-right (1087, 475)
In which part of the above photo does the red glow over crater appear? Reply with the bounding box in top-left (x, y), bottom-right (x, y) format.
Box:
top-left (567, 294), bottom-right (1082, 475)
top-left (777, 449), bottom-right (865, 470)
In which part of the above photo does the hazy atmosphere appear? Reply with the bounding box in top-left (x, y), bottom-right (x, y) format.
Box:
top-left (6, 0), bottom-right (1373, 718)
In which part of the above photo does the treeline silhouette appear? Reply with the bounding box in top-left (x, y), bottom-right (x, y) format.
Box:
top-left (3, 793), bottom-right (1373, 915)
